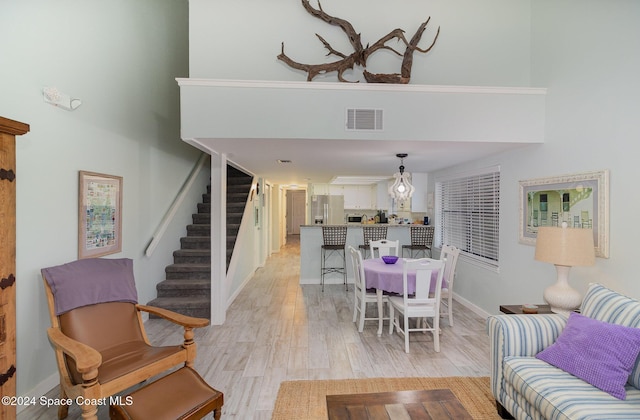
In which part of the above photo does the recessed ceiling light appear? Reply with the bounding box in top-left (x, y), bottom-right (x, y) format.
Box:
top-left (277, 159), bottom-right (292, 164)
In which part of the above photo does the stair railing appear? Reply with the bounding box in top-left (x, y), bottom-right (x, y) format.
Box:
top-left (145, 152), bottom-right (209, 257)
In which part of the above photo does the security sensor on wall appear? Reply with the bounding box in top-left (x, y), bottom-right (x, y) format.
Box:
top-left (43, 87), bottom-right (82, 111)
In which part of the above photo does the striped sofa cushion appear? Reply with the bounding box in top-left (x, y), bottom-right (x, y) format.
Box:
top-left (581, 283), bottom-right (640, 389)
top-left (504, 356), bottom-right (640, 420)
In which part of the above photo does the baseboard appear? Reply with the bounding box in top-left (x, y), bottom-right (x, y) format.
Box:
top-left (227, 270), bottom-right (255, 307)
top-left (17, 373), bottom-right (59, 414)
top-left (453, 292), bottom-right (491, 319)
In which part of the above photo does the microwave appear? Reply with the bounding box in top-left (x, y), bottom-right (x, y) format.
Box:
top-left (347, 215), bottom-right (363, 223)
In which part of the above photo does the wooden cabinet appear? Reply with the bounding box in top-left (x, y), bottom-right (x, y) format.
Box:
top-left (0, 116), bottom-right (29, 420)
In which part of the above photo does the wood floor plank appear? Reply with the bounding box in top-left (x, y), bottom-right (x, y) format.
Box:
top-left (20, 235), bottom-right (491, 420)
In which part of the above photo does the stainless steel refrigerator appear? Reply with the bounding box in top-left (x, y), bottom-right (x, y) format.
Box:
top-left (310, 195), bottom-right (345, 225)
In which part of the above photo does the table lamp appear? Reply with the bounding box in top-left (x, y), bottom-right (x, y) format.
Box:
top-left (534, 222), bottom-right (595, 315)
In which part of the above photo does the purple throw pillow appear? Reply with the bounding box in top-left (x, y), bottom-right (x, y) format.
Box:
top-left (536, 312), bottom-right (640, 399)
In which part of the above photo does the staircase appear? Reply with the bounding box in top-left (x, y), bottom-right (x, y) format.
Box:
top-left (147, 164), bottom-right (253, 319)
top-left (226, 166), bottom-right (253, 268)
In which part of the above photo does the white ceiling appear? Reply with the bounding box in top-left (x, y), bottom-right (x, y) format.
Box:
top-left (192, 137), bottom-right (531, 186)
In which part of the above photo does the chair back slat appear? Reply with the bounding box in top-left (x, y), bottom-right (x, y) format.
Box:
top-left (440, 245), bottom-right (460, 289)
top-left (370, 239), bottom-right (399, 259)
top-left (402, 258), bottom-right (445, 304)
top-left (348, 246), bottom-right (365, 291)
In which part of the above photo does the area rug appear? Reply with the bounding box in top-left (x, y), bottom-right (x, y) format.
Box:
top-left (272, 376), bottom-right (500, 419)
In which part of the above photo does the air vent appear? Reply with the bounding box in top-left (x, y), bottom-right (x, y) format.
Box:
top-left (346, 108), bottom-right (383, 131)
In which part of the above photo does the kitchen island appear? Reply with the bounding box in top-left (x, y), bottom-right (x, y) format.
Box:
top-left (300, 224), bottom-right (420, 286)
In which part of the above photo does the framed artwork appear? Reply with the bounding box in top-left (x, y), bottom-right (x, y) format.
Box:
top-left (519, 170), bottom-right (609, 258)
top-left (78, 171), bottom-right (123, 259)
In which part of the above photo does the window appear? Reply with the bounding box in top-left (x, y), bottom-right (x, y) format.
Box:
top-left (435, 166), bottom-right (500, 269)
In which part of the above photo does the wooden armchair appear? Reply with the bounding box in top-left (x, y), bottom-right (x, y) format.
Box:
top-left (42, 258), bottom-right (209, 420)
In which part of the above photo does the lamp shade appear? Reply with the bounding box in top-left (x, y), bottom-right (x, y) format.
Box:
top-left (388, 153), bottom-right (415, 203)
top-left (388, 171), bottom-right (415, 203)
top-left (535, 225), bottom-right (595, 267)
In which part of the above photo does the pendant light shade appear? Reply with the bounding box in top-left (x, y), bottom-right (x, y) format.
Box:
top-left (388, 154), bottom-right (415, 203)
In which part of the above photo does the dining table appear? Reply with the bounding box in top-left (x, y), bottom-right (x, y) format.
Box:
top-left (362, 257), bottom-right (444, 336)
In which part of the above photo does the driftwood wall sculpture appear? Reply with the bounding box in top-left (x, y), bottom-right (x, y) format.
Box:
top-left (278, 0), bottom-right (440, 83)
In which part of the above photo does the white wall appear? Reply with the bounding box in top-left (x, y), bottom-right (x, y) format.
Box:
top-left (187, 0), bottom-right (640, 313)
top-left (184, 0), bottom-right (538, 317)
top-left (0, 1), bottom-right (208, 397)
top-left (431, 0), bottom-right (640, 311)
top-left (189, 0), bottom-right (531, 86)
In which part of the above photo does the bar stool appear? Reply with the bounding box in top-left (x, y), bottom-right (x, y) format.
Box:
top-left (402, 225), bottom-right (434, 258)
top-left (321, 226), bottom-right (348, 291)
top-left (359, 226), bottom-right (388, 259)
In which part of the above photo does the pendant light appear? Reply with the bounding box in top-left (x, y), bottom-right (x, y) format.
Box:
top-left (388, 153), bottom-right (415, 203)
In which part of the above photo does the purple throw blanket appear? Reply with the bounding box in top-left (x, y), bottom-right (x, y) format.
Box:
top-left (42, 258), bottom-right (138, 315)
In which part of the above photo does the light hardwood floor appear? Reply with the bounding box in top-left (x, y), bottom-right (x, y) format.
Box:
top-left (21, 235), bottom-right (490, 419)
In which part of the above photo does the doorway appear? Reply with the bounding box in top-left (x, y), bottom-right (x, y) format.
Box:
top-left (286, 190), bottom-right (306, 235)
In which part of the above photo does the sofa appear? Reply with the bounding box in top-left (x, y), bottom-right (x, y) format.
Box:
top-left (487, 283), bottom-right (640, 419)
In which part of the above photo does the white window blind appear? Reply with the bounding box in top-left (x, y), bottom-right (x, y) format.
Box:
top-left (435, 167), bottom-right (500, 268)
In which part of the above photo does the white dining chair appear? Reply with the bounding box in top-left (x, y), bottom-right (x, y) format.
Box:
top-left (348, 246), bottom-right (389, 333)
top-left (388, 258), bottom-right (445, 353)
top-left (439, 245), bottom-right (461, 327)
top-left (369, 239), bottom-right (399, 259)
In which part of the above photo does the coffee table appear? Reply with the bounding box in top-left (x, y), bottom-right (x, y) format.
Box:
top-left (326, 388), bottom-right (472, 419)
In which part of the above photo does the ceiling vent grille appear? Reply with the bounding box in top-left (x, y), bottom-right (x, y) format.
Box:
top-left (346, 108), bottom-right (383, 131)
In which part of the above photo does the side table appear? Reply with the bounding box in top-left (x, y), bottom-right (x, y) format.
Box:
top-left (499, 304), bottom-right (553, 315)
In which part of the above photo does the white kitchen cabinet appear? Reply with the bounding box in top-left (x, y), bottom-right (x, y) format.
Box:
top-left (312, 183), bottom-right (378, 209)
top-left (376, 181), bottom-right (391, 211)
top-left (310, 183), bottom-right (330, 196)
top-left (328, 185), bottom-right (345, 196)
top-left (343, 185), bottom-right (375, 209)
top-left (410, 173), bottom-right (428, 212)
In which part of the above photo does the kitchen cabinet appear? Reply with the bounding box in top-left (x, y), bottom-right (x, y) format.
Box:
top-left (410, 173), bottom-right (428, 212)
top-left (309, 183), bottom-right (330, 196)
top-left (376, 181), bottom-right (391, 211)
top-left (343, 185), bottom-right (375, 209)
top-left (311, 183), bottom-right (377, 209)
top-left (328, 185), bottom-right (345, 196)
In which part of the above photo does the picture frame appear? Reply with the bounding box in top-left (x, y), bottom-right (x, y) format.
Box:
top-left (519, 170), bottom-right (609, 258)
top-left (78, 171), bottom-right (123, 259)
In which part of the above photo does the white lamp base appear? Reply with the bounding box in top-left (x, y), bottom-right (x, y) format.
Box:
top-left (543, 265), bottom-right (581, 316)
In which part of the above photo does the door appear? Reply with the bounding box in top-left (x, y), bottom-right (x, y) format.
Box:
top-left (287, 190), bottom-right (306, 235)
top-left (0, 117), bottom-right (29, 420)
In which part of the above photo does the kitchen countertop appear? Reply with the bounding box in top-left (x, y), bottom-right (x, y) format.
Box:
top-left (300, 224), bottom-right (425, 227)
top-left (299, 223), bottom-right (427, 285)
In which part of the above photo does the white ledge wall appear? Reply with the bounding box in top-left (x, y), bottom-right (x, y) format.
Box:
top-left (177, 79), bottom-right (546, 143)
